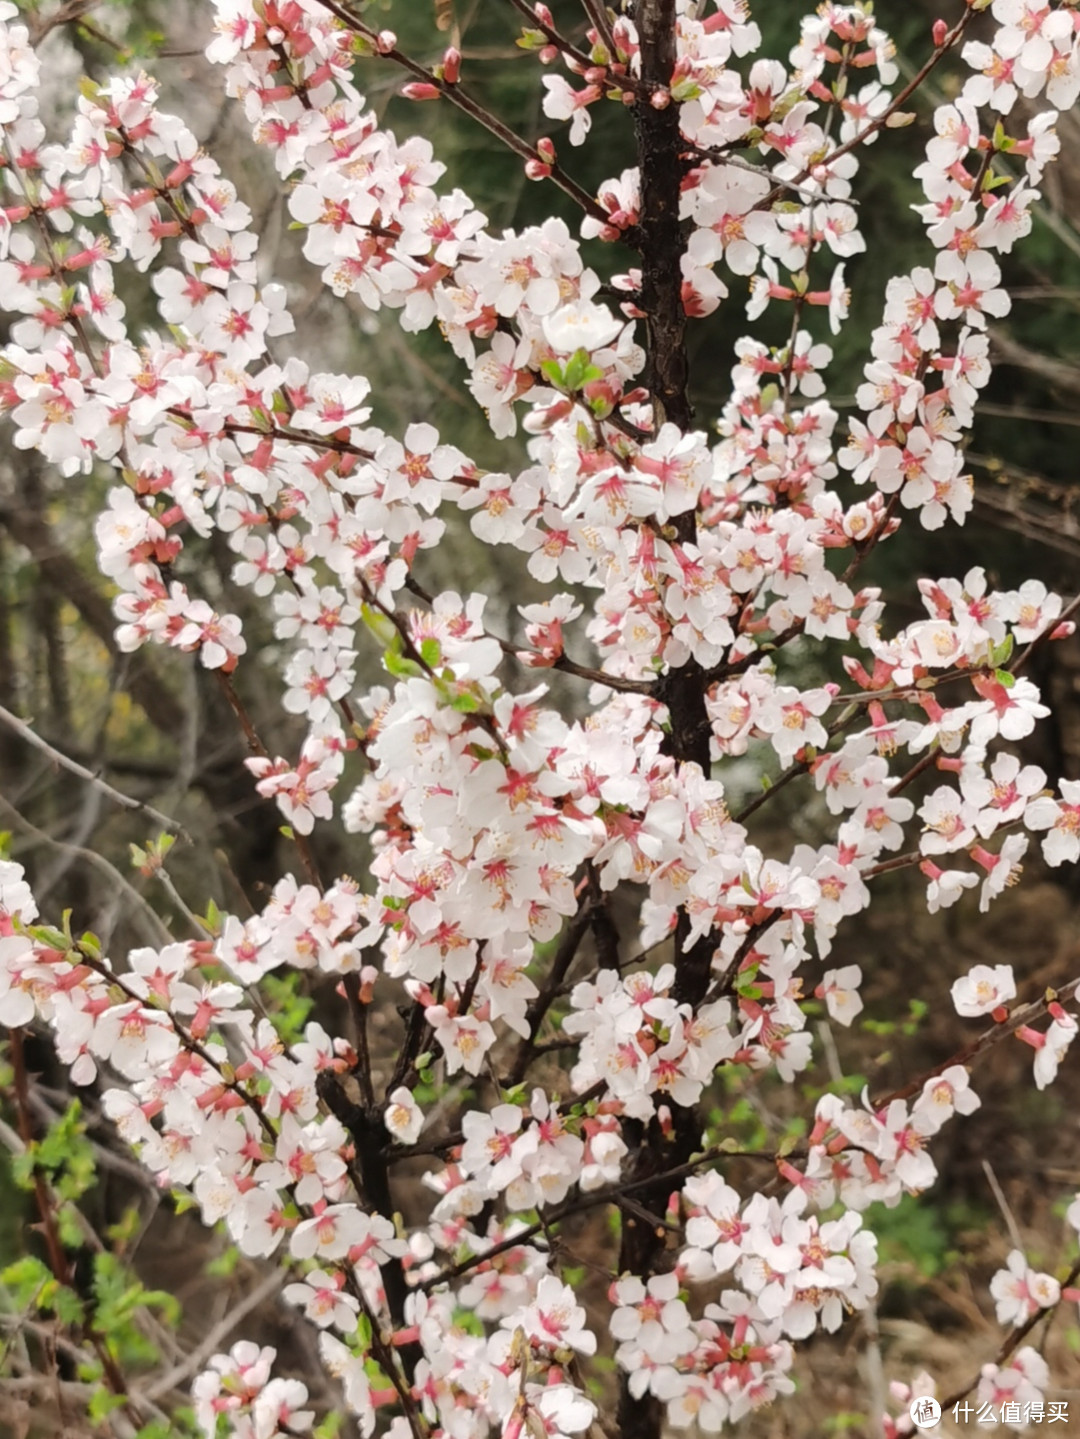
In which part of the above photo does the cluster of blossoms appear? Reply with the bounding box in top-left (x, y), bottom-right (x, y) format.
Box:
top-left (605, 1182), bottom-right (878, 1419)
top-left (2, 0), bottom-right (1080, 1433)
top-left (193, 1342), bottom-right (314, 1439)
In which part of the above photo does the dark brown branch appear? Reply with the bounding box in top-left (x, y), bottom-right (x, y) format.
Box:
top-left (938, 1257), bottom-right (1080, 1415)
top-left (314, 1074), bottom-right (416, 1365)
top-left (505, 893), bottom-right (597, 1086)
top-left (618, 12), bottom-right (701, 1439)
top-left (419, 1138), bottom-right (791, 1292)
top-left (870, 973), bottom-right (1080, 1111)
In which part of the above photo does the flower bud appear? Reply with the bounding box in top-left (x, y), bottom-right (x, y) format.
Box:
top-left (932, 18), bottom-right (948, 46)
top-left (402, 82), bottom-right (441, 101)
top-left (441, 46), bottom-right (461, 84)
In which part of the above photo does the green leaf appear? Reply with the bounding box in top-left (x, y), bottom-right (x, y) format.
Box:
top-left (563, 349), bottom-right (602, 391)
top-left (88, 1387), bottom-right (127, 1423)
top-left (540, 358), bottom-right (565, 390)
top-left (198, 898), bottom-right (223, 937)
top-left (360, 603), bottom-right (399, 648)
top-left (383, 643), bottom-right (424, 679)
top-left (1, 1254), bottom-right (53, 1297)
top-left (206, 1246), bottom-right (241, 1279)
top-left (27, 924), bottom-right (69, 950)
top-left (52, 1284), bottom-right (86, 1326)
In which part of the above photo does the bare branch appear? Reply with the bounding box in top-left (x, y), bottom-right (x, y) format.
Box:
top-left (0, 704), bottom-right (190, 842)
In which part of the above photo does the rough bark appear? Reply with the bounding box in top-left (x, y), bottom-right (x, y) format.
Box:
top-left (616, 9), bottom-right (716, 1439)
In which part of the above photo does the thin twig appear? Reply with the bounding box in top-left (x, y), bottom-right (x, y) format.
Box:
top-left (138, 1270), bottom-right (285, 1404)
top-left (0, 704), bottom-right (189, 841)
top-left (0, 794), bottom-right (173, 947)
top-left (312, 0), bottom-right (615, 231)
top-left (982, 1159), bottom-right (1025, 1254)
top-left (871, 972), bottom-right (1080, 1110)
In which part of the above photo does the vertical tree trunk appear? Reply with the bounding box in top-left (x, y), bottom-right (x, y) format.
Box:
top-left (616, 9), bottom-right (716, 1439)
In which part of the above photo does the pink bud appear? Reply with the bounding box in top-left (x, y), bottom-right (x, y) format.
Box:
top-left (376, 30), bottom-right (396, 53)
top-left (534, 3), bottom-right (554, 23)
top-left (401, 82), bottom-right (441, 101)
top-left (536, 136), bottom-right (555, 163)
top-left (442, 46), bottom-right (461, 83)
top-left (584, 65), bottom-right (607, 84)
top-left (932, 18), bottom-right (948, 47)
top-left (650, 88), bottom-right (671, 109)
top-left (972, 840), bottom-right (1006, 874)
top-left (525, 159), bottom-right (552, 180)
top-left (539, 44), bottom-right (558, 64)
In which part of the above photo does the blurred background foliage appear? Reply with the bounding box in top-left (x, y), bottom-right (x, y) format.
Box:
top-left (3, 1), bottom-right (1080, 1434)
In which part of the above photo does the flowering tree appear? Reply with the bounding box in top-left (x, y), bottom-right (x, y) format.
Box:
top-left (3, 0), bottom-right (1080, 1435)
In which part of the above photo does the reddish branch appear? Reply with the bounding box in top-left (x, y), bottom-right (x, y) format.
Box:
top-left (871, 973), bottom-right (1080, 1110)
top-left (312, 0), bottom-right (615, 232)
top-left (754, 9), bottom-right (977, 211)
